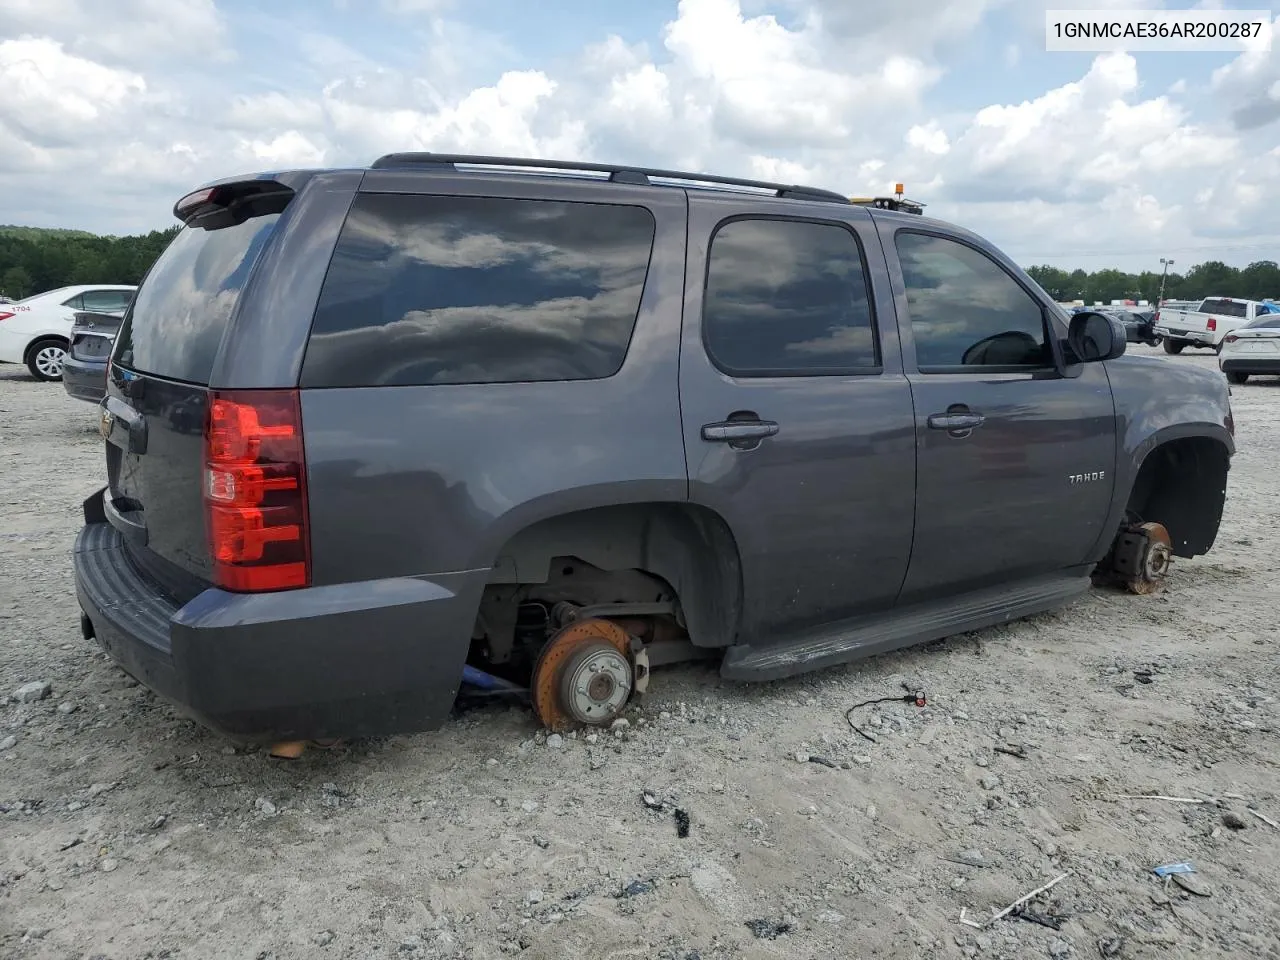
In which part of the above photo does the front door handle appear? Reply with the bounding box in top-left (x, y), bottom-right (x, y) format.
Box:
top-left (927, 412), bottom-right (985, 431)
top-left (702, 420), bottom-right (779, 443)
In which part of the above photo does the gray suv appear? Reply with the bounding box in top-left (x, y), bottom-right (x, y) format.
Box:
top-left (73, 154), bottom-right (1234, 744)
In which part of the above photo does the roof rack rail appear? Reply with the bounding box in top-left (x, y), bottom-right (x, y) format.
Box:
top-left (369, 152), bottom-right (852, 205)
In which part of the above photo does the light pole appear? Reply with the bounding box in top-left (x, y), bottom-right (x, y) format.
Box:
top-left (1158, 258), bottom-right (1175, 306)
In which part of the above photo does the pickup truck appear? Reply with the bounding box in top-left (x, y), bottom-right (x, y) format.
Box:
top-left (1154, 297), bottom-right (1280, 354)
top-left (72, 154), bottom-right (1235, 746)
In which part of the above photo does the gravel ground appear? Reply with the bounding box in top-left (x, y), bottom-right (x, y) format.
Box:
top-left (1, 348), bottom-right (1278, 960)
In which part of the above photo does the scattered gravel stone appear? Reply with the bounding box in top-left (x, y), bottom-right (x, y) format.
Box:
top-left (545, 734), bottom-right (564, 749)
top-left (532, 836), bottom-right (550, 849)
top-left (14, 681), bottom-right (52, 703)
top-left (526, 889), bottom-right (545, 905)
top-left (315, 931), bottom-right (335, 947)
top-left (56, 702), bottom-right (78, 715)
top-left (0, 735), bottom-right (17, 751)
top-left (1222, 810), bottom-right (1247, 831)
top-left (521, 800), bottom-right (539, 813)
top-left (99, 858), bottom-right (118, 873)
top-left (793, 751), bottom-right (810, 763)
top-left (610, 718), bottom-right (630, 731)
top-left (399, 936), bottom-right (422, 952)
top-left (89, 783), bottom-right (114, 797)
top-left (979, 775), bottom-right (1002, 791)
top-left (1048, 938), bottom-right (1071, 958)
top-left (485, 758), bottom-right (499, 767)
top-left (255, 798), bottom-right (278, 816)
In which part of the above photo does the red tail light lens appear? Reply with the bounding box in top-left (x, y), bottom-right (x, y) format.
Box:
top-left (1153, 311), bottom-right (1160, 323)
top-left (203, 389), bottom-right (310, 592)
top-left (1224, 335), bottom-right (1239, 344)
top-left (0, 311), bottom-right (14, 322)
top-left (1207, 317), bottom-right (1217, 331)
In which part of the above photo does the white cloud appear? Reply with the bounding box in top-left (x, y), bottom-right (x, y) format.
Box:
top-left (0, 0), bottom-right (1278, 271)
top-left (0, 38), bottom-right (146, 147)
top-left (1211, 14), bottom-right (1280, 130)
top-left (907, 122), bottom-right (950, 156)
top-left (0, 0), bottom-right (229, 63)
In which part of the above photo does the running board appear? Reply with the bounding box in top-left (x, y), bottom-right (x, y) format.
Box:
top-left (721, 570), bottom-right (1092, 681)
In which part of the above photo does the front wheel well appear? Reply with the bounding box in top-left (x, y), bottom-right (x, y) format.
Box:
top-left (1126, 437), bottom-right (1230, 558)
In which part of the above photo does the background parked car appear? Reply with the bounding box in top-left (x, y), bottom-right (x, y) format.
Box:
top-left (62, 310), bottom-right (123, 403)
top-left (0, 284), bottom-right (135, 381)
top-left (1218, 313), bottom-right (1280, 384)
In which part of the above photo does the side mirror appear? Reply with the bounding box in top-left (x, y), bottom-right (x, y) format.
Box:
top-left (1067, 311), bottom-right (1127, 363)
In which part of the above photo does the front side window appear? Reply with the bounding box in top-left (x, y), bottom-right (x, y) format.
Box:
top-left (702, 218), bottom-right (879, 376)
top-left (895, 232), bottom-right (1050, 370)
top-left (301, 194), bottom-right (656, 388)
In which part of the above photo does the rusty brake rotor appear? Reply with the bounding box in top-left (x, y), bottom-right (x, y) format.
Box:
top-left (531, 618), bottom-right (634, 732)
top-left (1126, 521), bottom-right (1172, 595)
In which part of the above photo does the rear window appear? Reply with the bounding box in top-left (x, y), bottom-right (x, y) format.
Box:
top-left (1245, 316), bottom-right (1280, 329)
top-left (1200, 299), bottom-right (1249, 318)
top-left (114, 212), bottom-right (281, 384)
top-left (300, 194), bottom-right (656, 388)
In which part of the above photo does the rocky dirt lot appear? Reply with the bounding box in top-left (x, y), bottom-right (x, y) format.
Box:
top-left (1, 349), bottom-right (1277, 960)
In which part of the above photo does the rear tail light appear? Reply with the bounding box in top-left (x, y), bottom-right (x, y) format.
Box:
top-left (1224, 334), bottom-right (1239, 344)
top-left (1207, 317), bottom-right (1217, 331)
top-left (0, 311), bottom-right (14, 322)
top-left (203, 389), bottom-right (310, 592)
top-left (1153, 311), bottom-right (1160, 323)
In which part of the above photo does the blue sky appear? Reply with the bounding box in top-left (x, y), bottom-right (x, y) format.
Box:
top-left (0, 0), bottom-right (1277, 272)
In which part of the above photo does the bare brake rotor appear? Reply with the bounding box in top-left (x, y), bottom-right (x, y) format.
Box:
top-left (1125, 521), bottom-right (1172, 595)
top-left (531, 618), bottom-right (635, 731)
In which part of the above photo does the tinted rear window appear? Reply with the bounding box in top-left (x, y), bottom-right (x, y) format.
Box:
top-left (300, 194), bottom-right (656, 388)
top-left (1200, 299), bottom-right (1248, 318)
top-left (114, 212), bottom-right (281, 384)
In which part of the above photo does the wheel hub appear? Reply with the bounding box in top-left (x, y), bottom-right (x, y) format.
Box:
top-left (531, 618), bottom-right (635, 731)
top-left (1126, 521), bottom-right (1173, 595)
top-left (36, 346), bottom-right (65, 378)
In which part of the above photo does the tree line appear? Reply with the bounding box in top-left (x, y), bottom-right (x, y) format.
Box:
top-left (1, 223), bottom-right (1276, 307)
top-left (0, 226), bottom-right (179, 301)
top-left (1026, 260), bottom-right (1280, 306)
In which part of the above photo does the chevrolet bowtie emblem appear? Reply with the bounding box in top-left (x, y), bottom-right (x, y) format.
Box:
top-left (99, 409), bottom-right (114, 441)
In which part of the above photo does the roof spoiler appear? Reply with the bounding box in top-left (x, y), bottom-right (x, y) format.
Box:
top-left (173, 177), bottom-right (295, 225)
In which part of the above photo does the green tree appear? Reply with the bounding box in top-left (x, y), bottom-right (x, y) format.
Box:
top-left (1, 264), bottom-right (33, 299)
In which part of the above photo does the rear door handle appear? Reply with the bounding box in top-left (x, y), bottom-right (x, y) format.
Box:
top-left (927, 412), bottom-right (985, 431)
top-left (702, 420), bottom-right (780, 443)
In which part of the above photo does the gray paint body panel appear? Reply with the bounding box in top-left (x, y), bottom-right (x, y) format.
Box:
top-left (300, 176), bottom-right (690, 585)
top-left (678, 193), bottom-right (916, 643)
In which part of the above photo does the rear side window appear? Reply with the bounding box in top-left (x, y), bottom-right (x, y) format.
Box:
top-left (1245, 317), bottom-right (1280, 329)
top-left (702, 218), bottom-right (878, 376)
top-left (1200, 299), bottom-right (1248, 318)
top-left (300, 194), bottom-right (656, 388)
top-left (114, 212), bottom-right (281, 383)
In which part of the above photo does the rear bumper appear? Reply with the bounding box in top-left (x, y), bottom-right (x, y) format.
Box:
top-left (1154, 326), bottom-right (1213, 345)
top-left (62, 354), bottom-right (107, 403)
top-left (73, 491), bottom-right (483, 741)
top-left (1220, 357), bottom-right (1280, 375)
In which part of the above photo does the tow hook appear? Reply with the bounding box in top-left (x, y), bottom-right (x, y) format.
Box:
top-left (1100, 521), bottom-right (1173, 595)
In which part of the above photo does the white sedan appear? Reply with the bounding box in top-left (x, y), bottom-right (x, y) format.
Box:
top-left (1218, 312), bottom-right (1280, 385)
top-left (0, 284), bottom-right (136, 381)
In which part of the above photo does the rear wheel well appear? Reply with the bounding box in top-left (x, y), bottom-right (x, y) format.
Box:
top-left (1126, 437), bottom-right (1230, 558)
top-left (474, 503), bottom-right (742, 669)
top-left (24, 335), bottom-right (68, 362)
